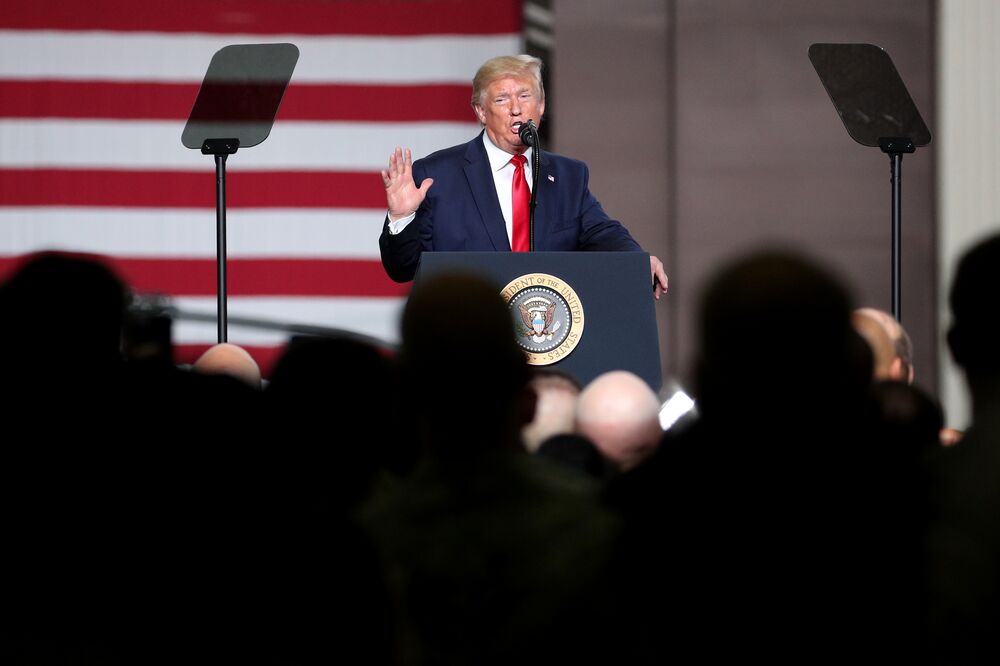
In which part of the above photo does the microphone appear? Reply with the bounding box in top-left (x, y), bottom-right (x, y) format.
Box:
top-left (518, 119), bottom-right (538, 147)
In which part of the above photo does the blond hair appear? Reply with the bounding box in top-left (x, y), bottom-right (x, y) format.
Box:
top-left (471, 54), bottom-right (545, 108)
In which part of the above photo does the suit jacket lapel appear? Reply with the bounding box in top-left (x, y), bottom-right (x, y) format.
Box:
top-left (532, 150), bottom-right (555, 249)
top-left (463, 134), bottom-right (511, 251)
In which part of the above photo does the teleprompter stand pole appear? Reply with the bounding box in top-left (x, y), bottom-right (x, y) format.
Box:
top-left (879, 137), bottom-right (915, 323)
top-left (202, 138), bottom-right (239, 343)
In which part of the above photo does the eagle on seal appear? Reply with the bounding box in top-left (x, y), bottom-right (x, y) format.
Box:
top-left (518, 301), bottom-right (556, 337)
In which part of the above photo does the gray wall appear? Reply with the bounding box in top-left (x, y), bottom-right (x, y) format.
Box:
top-left (553, 0), bottom-right (937, 394)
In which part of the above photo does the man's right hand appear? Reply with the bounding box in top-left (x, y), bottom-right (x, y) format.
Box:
top-left (382, 147), bottom-right (434, 221)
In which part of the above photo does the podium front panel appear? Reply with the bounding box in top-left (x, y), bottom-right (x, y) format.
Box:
top-left (416, 251), bottom-right (661, 391)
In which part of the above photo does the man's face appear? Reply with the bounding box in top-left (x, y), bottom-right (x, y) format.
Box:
top-left (474, 75), bottom-right (544, 155)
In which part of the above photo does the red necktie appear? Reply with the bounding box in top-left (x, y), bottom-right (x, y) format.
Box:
top-left (511, 154), bottom-right (530, 252)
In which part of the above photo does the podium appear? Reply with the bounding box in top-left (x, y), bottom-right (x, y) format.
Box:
top-left (416, 252), bottom-right (662, 391)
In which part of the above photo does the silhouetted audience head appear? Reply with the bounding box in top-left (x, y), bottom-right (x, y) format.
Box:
top-left (694, 250), bottom-right (870, 421)
top-left (522, 368), bottom-right (581, 452)
top-left (193, 343), bottom-right (262, 389)
top-left (0, 251), bottom-right (126, 374)
top-left (576, 370), bottom-right (661, 470)
top-left (266, 335), bottom-right (396, 505)
top-left (923, 232), bottom-right (1000, 665)
top-left (267, 335), bottom-right (394, 421)
top-left (603, 250), bottom-right (924, 663)
top-left (853, 307), bottom-right (914, 383)
top-left (949, 233), bottom-right (1000, 390)
top-left (399, 270), bottom-right (532, 453)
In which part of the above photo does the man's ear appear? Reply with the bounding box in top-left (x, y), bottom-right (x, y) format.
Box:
top-left (473, 104), bottom-right (486, 125)
top-left (889, 356), bottom-right (915, 385)
top-left (888, 356), bottom-right (904, 382)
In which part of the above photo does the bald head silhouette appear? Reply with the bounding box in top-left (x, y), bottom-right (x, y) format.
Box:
top-left (853, 307), bottom-right (914, 384)
top-left (193, 343), bottom-right (262, 389)
top-left (576, 370), bottom-right (661, 471)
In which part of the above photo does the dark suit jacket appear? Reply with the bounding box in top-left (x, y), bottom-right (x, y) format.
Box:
top-left (379, 132), bottom-right (642, 282)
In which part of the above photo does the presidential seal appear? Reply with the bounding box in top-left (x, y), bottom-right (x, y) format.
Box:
top-left (500, 273), bottom-right (585, 365)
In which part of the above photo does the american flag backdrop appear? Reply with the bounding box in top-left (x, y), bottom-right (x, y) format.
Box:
top-left (0, 0), bottom-right (523, 374)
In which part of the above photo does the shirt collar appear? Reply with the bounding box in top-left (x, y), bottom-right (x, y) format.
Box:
top-left (482, 131), bottom-right (533, 172)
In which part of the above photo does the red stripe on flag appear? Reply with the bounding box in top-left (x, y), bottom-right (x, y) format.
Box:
top-left (0, 256), bottom-right (409, 297)
top-left (0, 80), bottom-right (474, 122)
top-left (0, 169), bottom-right (387, 209)
top-left (1, 0), bottom-right (522, 35)
top-left (118, 257), bottom-right (409, 297)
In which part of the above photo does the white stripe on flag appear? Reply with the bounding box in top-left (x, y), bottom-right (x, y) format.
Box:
top-left (0, 119), bottom-right (480, 169)
top-left (0, 30), bottom-right (521, 84)
top-left (171, 295), bottom-right (404, 345)
top-left (0, 207), bottom-right (383, 258)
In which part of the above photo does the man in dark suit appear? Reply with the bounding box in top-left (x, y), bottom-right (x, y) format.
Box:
top-left (379, 54), bottom-right (668, 296)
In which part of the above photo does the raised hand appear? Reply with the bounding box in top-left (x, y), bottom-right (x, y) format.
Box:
top-left (381, 147), bottom-right (434, 220)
